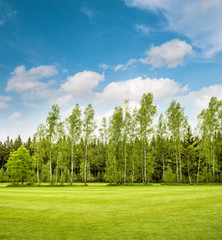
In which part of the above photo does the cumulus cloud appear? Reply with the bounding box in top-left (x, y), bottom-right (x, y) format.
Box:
top-left (8, 112), bottom-right (21, 121)
top-left (56, 71), bottom-right (105, 105)
top-left (5, 66), bottom-right (106, 107)
top-left (124, 0), bottom-right (222, 57)
top-left (0, 96), bottom-right (12, 110)
top-left (179, 84), bottom-right (222, 110)
top-left (114, 40), bottom-right (192, 70)
top-left (95, 76), bottom-right (188, 104)
top-left (140, 39), bottom-right (193, 68)
top-left (6, 65), bottom-right (58, 103)
top-left (6, 65), bottom-right (57, 93)
top-left (61, 70), bottom-right (104, 97)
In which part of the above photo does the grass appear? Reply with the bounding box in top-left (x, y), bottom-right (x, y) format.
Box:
top-left (0, 183), bottom-right (221, 240)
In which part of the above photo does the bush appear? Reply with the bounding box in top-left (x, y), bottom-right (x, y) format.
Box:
top-left (164, 166), bottom-right (176, 183)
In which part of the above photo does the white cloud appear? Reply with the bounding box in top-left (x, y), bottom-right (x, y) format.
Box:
top-left (61, 70), bottom-right (104, 98)
top-left (114, 40), bottom-right (192, 70)
top-left (140, 39), bottom-right (193, 68)
top-left (56, 71), bottom-right (105, 106)
top-left (56, 94), bottom-right (74, 107)
top-left (6, 65), bottom-right (57, 93)
top-left (114, 64), bottom-right (124, 71)
top-left (0, 96), bottom-right (12, 110)
top-left (135, 24), bottom-right (150, 34)
top-left (124, 0), bottom-right (222, 57)
top-left (99, 63), bottom-right (109, 70)
top-left (114, 59), bottom-right (138, 71)
top-left (179, 84), bottom-right (222, 109)
top-left (8, 112), bottom-right (21, 121)
top-left (95, 76), bottom-right (188, 104)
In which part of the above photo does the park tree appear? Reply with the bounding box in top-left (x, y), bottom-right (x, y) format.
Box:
top-left (55, 121), bottom-right (66, 184)
top-left (156, 114), bottom-right (167, 181)
top-left (123, 100), bottom-right (132, 183)
top-left (166, 100), bottom-right (187, 183)
top-left (183, 125), bottom-right (197, 184)
top-left (198, 97), bottom-right (221, 179)
top-left (99, 117), bottom-right (108, 145)
top-left (130, 107), bottom-right (139, 183)
top-left (31, 124), bottom-right (47, 183)
top-left (99, 117), bottom-right (108, 176)
top-left (46, 104), bottom-right (60, 185)
top-left (66, 104), bottom-right (82, 185)
top-left (137, 93), bottom-right (157, 184)
top-left (5, 145), bottom-right (33, 184)
top-left (13, 135), bottom-right (22, 151)
top-left (106, 106), bottom-right (123, 183)
top-left (83, 104), bottom-right (96, 185)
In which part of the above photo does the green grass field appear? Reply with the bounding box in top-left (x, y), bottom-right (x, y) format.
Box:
top-left (0, 183), bottom-right (221, 240)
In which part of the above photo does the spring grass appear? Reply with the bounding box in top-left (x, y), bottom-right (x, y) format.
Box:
top-left (0, 183), bottom-right (221, 240)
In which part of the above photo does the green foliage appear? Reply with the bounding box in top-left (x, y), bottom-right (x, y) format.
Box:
top-left (164, 166), bottom-right (176, 183)
top-left (0, 168), bottom-right (5, 182)
top-left (0, 94), bottom-right (222, 184)
top-left (5, 145), bottom-right (34, 184)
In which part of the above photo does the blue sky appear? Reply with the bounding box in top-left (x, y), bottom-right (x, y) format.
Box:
top-left (1, 0), bottom-right (222, 141)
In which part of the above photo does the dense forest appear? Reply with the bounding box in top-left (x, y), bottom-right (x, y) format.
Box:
top-left (1, 93), bottom-right (222, 184)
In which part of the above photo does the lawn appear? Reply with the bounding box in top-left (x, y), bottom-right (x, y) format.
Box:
top-left (0, 183), bottom-right (221, 240)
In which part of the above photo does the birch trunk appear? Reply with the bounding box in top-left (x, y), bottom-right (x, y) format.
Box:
top-left (70, 141), bottom-right (74, 185)
top-left (84, 142), bottom-right (87, 185)
top-left (162, 151), bottom-right (165, 182)
top-left (124, 140), bottom-right (127, 184)
top-left (131, 143), bottom-right (135, 184)
top-left (212, 141), bottom-right (215, 177)
top-left (56, 154), bottom-right (59, 185)
top-left (179, 142), bottom-right (182, 183)
top-left (176, 144), bottom-right (179, 183)
top-left (37, 162), bottom-right (40, 184)
top-left (187, 155), bottom-right (191, 184)
top-left (197, 141), bottom-right (202, 183)
top-left (49, 146), bottom-right (52, 185)
top-left (144, 138), bottom-right (147, 184)
top-left (141, 142), bottom-right (144, 183)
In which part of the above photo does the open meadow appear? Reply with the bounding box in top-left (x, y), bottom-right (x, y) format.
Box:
top-left (0, 183), bottom-right (221, 240)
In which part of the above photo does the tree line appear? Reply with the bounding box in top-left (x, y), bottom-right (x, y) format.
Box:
top-left (1, 93), bottom-right (222, 184)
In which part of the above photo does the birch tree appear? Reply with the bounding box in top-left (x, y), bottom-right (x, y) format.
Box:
top-left (106, 106), bottom-right (123, 183)
top-left (32, 124), bottom-right (46, 184)
top-left (197, 97), bottom-right (221, 180)
top-left (130, 107), bottom-right (138, 183)
top-left (66, 104), bottom-right (82, 185)
top-left (83, 104), bottom-right (96, 185)
top-left (137, 93), bottom-right (157, 184)
top-left (156, 113), bottom-right (167, 182)
top-left (46, 104), bottom-right (60, 185)
top-left (123, 100), bottom-right (131, 183)
top-left (166, 100), bottom-right (186, 183)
